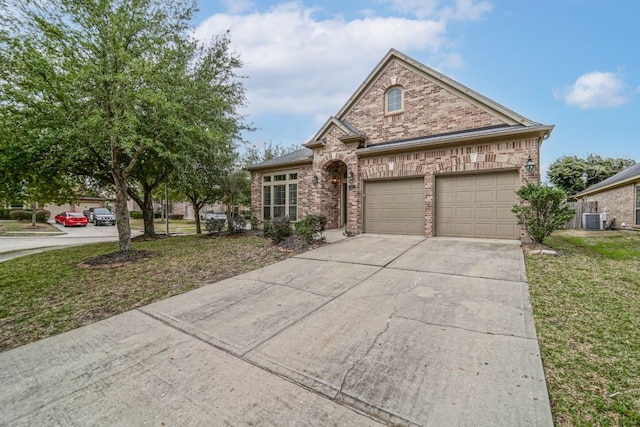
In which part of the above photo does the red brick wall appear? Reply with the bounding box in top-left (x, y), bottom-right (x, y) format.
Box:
top-left (343, 60), bottom-right (505, 144)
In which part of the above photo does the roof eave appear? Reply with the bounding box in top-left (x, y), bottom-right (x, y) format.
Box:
top-left (356, 125), bottom-right (554, 157)
top-left (575, 175), bottom-right (640, 198)
top-left (246, 158), bottom-right (313, 172)
top-left (339, 135), bottom-right (366, 144)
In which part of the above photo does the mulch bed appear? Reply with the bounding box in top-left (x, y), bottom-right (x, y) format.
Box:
top-left (78, 250), bottom-right (157, 269)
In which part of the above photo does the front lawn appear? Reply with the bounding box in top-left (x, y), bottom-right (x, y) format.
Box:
top-left (129, 218), bottom-right (199, 234)
top-left (0, 235), bottom-right (293, 352)
top-left (526, 230), bottom-right (640, 426)
top-left (0, 221), bottom-right (63, 236)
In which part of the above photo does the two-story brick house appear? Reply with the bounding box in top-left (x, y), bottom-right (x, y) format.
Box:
top-left (248, 49), bottom-right (554, 239)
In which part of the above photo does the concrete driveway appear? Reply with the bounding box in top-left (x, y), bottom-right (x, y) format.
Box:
top-left (0, 235), bottom-right (552, 426)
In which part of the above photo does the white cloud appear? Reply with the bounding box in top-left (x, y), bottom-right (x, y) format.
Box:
top-left (381, 0), bottom-right (492, 21)
top-left (193, 1), bottom-right (490, 121)
top-left (194, 2), bottom-right (452, 118)
top-left (558, 71), bottom-right (631, 109)
top-left (222, 0), bottom-right (255, 14)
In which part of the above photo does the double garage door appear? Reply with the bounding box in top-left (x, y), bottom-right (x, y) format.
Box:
top-left (364, 171), bottom-right (520, 239)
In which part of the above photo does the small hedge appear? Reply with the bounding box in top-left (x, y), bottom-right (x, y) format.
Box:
top-left (9, 210), bottom-right (30, 221)
top-left (7, 209), bottom-right (50, 222)
top-left (168, 213), bottom-right (184, 220)
top-left (294, 214), bottom-right (327, 243)
top-left (130, 211), bottom-right (163, 219)
top-left (264, 216), bottom-right (292, 243)
top-left (36, 209), bottom-right (51, 222)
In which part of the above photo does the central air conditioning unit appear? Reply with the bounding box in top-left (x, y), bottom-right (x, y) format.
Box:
top-left (583, 212), bottom-right (607, 230)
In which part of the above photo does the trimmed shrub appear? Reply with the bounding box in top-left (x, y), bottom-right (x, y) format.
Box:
top-left (264, 216), bottom-right (292, 243)
top-left (229, 213), bottom-right (246, 234)
top-left (168, 213), bottom-right (184, 220)
top-left (512, 183), bottom-right (575, 245)
top-left (250, 215), bottom-right (259, 230)
top-left (9, 209), bottom-right (29, 221)
top-left (35, 209), bottom-right (51, 222)
top-left (205, 218), bottom-right (226, 235)
top-left (130, 211), bottom-right (143, 219)
top-left (294, 214), bottom-right (327, 243)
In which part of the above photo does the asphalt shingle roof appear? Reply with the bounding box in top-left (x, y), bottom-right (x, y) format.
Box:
top-left (247, 147), bottom-right (313, 170)
top-left (577, 162), bottom-right (640, 196)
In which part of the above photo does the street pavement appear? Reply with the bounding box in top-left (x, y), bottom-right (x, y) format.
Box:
top-left (0, 235), bottom-right (552, 426)
top-left (0, 221), bottom-right (142, 262)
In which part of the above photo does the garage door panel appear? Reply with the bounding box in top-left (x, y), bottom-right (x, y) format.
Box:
top-left (455, 207), bottom-right (473, 220)
top-left (496, 189), bottom-right (516, 202)
top-left (455, 223), bottom-right (474, 235)
top-left (365, 178), bottom-right (424, 235)
top-left (496, 173), bottom-right (519, 186)
top-left (496, 206), bottom-right (515, 220)
top-left (456, 191), bottom-right (474, 203)
top-left (475, 207), bottom-right (495, 220)
top-left (436, 172), bottom-right (519, 239)
top-left (475, 190), bottom-right (495, 203)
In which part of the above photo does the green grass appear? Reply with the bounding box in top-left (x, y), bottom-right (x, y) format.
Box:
top-left (526, 230), bottom-right (640, 426)
top-left (0, 221), bottom-right (63, 236)
top-left (129, 218), bottom-right (199, 234)
top-left (0, 235), bottom-right (291, 351)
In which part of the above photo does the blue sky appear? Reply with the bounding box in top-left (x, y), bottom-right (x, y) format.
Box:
top-left (192, 0), bottom-right (640, 180)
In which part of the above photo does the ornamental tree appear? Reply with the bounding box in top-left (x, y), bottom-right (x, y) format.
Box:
top-left (512, 183), bottom-right (575, 245)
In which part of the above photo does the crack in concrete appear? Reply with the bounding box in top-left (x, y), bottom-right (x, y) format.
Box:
top-left (337, 300), bottom-right (399, 398)
top-left (393, 315), bottom-right (533, 340)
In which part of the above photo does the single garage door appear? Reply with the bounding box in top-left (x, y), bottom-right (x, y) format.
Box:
top-left (436, 171), bottom-right (520, 239)
top-left (364, 178), bottom-right (424, 235)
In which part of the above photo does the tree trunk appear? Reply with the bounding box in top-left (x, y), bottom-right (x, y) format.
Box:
top-left (194, 207), bottom-right (202, 234)
top-left (31, 201), bottom-right (37, 227)
top-left (113, 174), bottom-right (132, 252)
top-left (142, 190), bottom-right (155, 237)
top-left (128, 189), bottom-right (156, 237)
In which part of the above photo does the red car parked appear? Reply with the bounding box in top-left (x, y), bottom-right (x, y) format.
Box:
top-left (55, 211), bottom-right (88, 227)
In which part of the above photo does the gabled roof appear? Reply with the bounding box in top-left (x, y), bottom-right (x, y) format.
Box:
top-left (246, 147), bottom-right (313, 171)
top-left (305, 117), bottom-right (365, 148)
top-left (575, 162), bottom-right (640, 197)
top-left (337, 49), bottom-right (541, 127)
top-left (304, 49), bottom-right (543, 147)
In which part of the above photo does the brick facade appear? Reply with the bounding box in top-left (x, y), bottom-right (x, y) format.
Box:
top-left (249, 50), bottom-right (552, 239)
top-left (343, 60), bottom-right (504, 144)
top-left (581, 182), bottom-right (639, 229)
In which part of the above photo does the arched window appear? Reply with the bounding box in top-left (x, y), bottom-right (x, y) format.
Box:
top-left (386, 87), bottom-right (403, 113)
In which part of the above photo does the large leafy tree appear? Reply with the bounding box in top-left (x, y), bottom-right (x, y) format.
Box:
top-left (0, 0), bottom-right (246, 250)
top-left (547, 154), bottom-right (636, 197)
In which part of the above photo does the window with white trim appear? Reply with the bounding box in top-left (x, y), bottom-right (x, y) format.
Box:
top-left (263, 171), bottom-right (298, 220)
top-left (386, 86), bottom-right (403, 113)
top-left (635, 185), bottom-right (640, 226)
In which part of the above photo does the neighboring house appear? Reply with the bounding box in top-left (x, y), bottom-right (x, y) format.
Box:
top-left (247, 49), bottom-right (554, 239)
top-left (44, 196), bottom-right (108, 217)
top-left (575, 162), bottom-right (640, 229)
